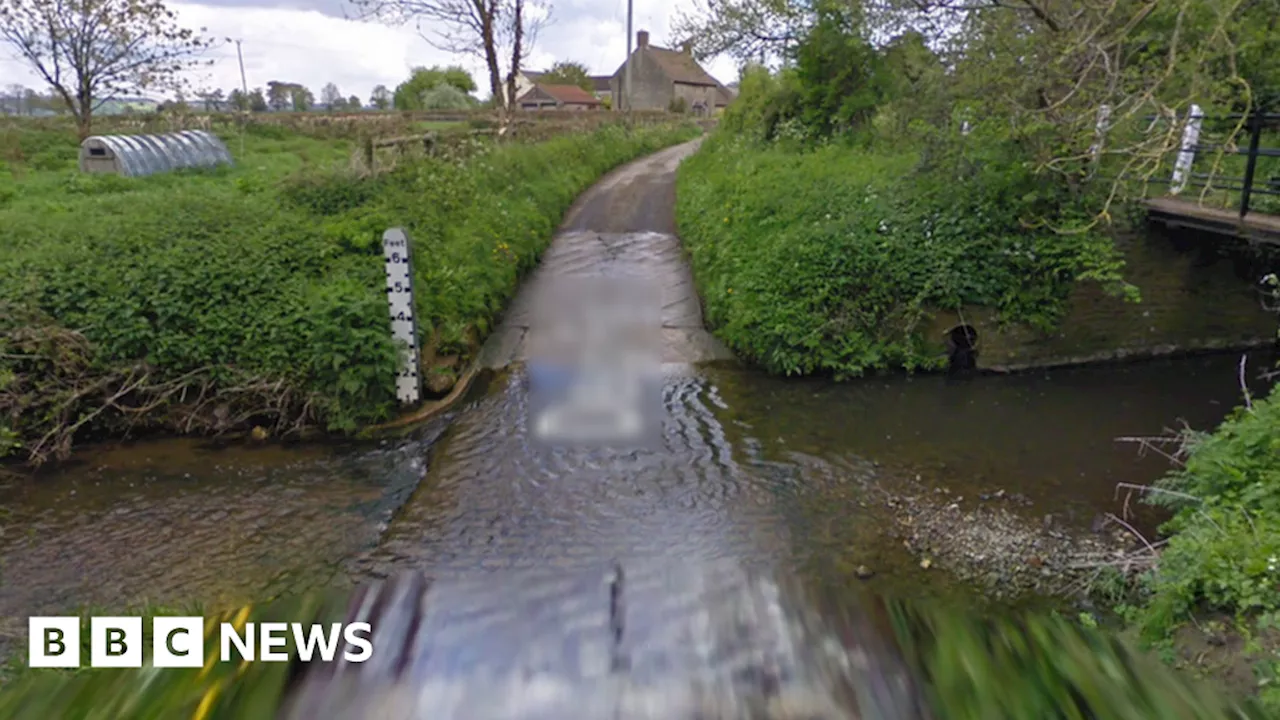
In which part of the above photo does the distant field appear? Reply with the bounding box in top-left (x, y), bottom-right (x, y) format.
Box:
top-left (0, 108), bottom-right (673, 143)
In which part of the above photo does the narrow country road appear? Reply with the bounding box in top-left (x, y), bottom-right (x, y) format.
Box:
top-left (476, 137), bottom-right (734, 370)
top-left (323, 139), bottom-right (921, 715)
top-left (351, 138), bottom-right (798, 582)
top-left (346, 136), bottom-right (885, 586)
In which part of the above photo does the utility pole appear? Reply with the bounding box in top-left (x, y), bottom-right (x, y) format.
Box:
top-left (624, 0), bottom-right (633, 113)
top-left (235, 39), bottom-right (249, 156)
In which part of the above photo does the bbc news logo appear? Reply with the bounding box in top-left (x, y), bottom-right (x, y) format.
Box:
top-left (29, 616), bottom-right (373, 668)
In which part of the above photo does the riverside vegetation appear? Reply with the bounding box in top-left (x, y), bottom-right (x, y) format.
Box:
top-left (673, 0), bottom-right (1279, 710)
top-left (0, 115), bottom-right (701, 466)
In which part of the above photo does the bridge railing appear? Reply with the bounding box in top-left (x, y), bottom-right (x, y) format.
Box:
top-left (1144, 108), bottom-right (1280, 220)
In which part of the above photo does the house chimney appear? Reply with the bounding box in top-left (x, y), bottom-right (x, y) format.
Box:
top-left (637, 30), bottom-right (649, 48)
top-left (681, 40), bottom-right (693, 55)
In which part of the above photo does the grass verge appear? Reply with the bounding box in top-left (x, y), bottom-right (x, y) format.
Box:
top-left (0, 120), bottom-right (702, 464)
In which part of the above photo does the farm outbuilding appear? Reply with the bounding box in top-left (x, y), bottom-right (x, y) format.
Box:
top-left (79, 130), bottom-right (233, 177)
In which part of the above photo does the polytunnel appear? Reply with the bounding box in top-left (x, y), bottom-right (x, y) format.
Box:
top-left (79, 130), bottom-right (234, 177)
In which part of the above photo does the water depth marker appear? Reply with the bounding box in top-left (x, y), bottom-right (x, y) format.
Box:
top-left (383, 228), bottom-right (422, 405)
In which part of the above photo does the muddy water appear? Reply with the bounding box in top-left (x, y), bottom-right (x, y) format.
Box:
top-left (2, 347), bottom-right (1268, 657)
top-left (0, 423), bottom-right (447, 650)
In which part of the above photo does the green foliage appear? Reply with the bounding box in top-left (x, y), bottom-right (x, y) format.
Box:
top-left (790, 3), bottom-right (890, 138)
top-left (417, 84), bottom-right (473, 111)
top-left (888, 599), bottom-right (1269, 719)
top-left (675, 133), bottom-right (1125, 378)
top-left (0, 120), bottom-right (701, 460)
top-left (393, 66), bottom-right (477, 110)
top-left (678, 6), bottom-right (1133, 379)
top-left (1131, 388), bottom-right (1280, 641)
top-left (0, 597), bottom-right (336, 719)
top-left (539, 61), bottom-right (594, 92)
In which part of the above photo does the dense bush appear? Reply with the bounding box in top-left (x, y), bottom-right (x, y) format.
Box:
top-left (673, 1), bottom-right (1135, 379)
top-left (0, 121), bottom-right (700, 462)
top-left (1111, 386), bottom-right (1280, 712)
top-left (1137, 385), bottom-right (1280, 630)
top-left (675, 129), bottom-right (1128, 377)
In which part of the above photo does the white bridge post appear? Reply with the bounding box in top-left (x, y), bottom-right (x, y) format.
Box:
top-left (382, 228), bottom-right (422, 405)
top-left (1170, 104), bottom-right (1203, 194)
top-left (1089, 104), bottom-right (1111, 164)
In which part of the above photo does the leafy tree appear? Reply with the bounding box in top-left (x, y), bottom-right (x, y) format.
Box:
top-left (370, 84), bottom-right (392, 109)
top-left (290, 85), bottom-right (314, 111)
top-left (393, 66), bottom-right (475, 110)
top-left (672, 0), bottom-right (814, 66)
top-left (393, 66), bottom-right (478, 110)
top-left (320, 82), bottom-right (343, 109)
top-left (790, 3), bottom-right (888, 137)
top-left (0, 0), bottom-right (214, 138)
top-left (347, 94), bottom-right (362, 110)
top-left (248, 87), bottom-right (267, 112)
top-left (419, 84), bottom-right (472, 110)
top-left (266, 81), bottom-right (293, 111)
top-left (541, 61), bottom-right (593, 92)
top-left (228, 88), bottom-right (248, 111)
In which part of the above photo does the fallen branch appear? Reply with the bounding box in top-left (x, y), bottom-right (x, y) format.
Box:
top-left (1104, 512), bottom-right (1160, 556)
top-left (1113, 482), bottom-right (1201, 503)
top-left (1115, 433), bottom-right (1190, 466)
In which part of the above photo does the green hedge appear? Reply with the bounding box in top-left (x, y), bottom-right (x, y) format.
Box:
top-left (0, 122), bottom-right (700, 461)
top-left (674, 134), bottom-right (1129, 379)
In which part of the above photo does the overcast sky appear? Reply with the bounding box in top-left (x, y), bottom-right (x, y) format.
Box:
top-left (0, 0), bottom-right (739, 103)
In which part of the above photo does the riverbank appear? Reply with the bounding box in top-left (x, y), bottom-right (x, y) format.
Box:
top-left (673, 132), bottom-right (1131, 379)
top-left (887, 374), bottom-right (1280, 712)
top-left (0, 119), bottom-right (702, 466)
top-left (671, 68), bottom-right (1280, 707)
top-left (1106, 382), bottom-right (1280, 711)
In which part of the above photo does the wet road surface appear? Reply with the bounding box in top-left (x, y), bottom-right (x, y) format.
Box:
top-left (477, 138), bottom-right (733, 369)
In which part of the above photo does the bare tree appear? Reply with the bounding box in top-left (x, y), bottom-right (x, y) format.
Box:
top-left (499, 0), bottom-right (548, 117)
top-left (672, 0), bottom-right (813, 66)
top-left (348, 0), bottom-right (548, 114)
top-left (320, 81), bottom-right (343, 108)
top-left (3, 83), bottom-right (25, 114)
top-left (196, 87), bottom-right (224, 111)
top-left (0, 0), bottom-right (213, 139)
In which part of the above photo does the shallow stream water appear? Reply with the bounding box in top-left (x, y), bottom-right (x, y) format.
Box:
top-left (1, 348), bottom-right (1272, 654)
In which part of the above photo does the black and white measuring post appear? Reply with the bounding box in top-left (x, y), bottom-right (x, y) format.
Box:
top-left (383, 228), bottom-right (422, 405)
top-left (1171, 103), bottom-right (1204, 195)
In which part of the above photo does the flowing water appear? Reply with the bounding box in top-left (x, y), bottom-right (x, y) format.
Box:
top-left (1, 348), bottom-right (1272, 651)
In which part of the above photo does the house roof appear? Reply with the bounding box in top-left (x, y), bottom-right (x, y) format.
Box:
top-left (519, 83), bottom-right (602, 106)
top-left (590, 75), bottom-right (611, 92)
top-left (645, 46), bottom-right (720, 87)
top-left (715, 84), bottom-right (735, 107)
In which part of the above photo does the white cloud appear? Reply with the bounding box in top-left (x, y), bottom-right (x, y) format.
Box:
top-left (0, 0), bottom-right (740, 103)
